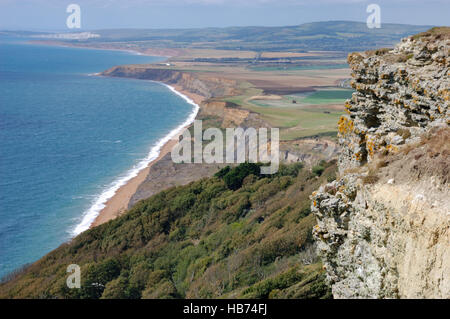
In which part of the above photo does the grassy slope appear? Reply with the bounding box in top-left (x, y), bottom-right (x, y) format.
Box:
top-left (223, 87), bottom-right (349, 140)
top-left (297, 90), bottom-right (354, 105)
top-left (246, 105), bottom-right (342, 140)
top-left (0, 162), bottom-right (336, 299)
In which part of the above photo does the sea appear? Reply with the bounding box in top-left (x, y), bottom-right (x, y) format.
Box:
top-left (0, 36), bottom-right (198, 278)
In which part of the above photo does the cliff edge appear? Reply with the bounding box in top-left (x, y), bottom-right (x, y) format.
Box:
top-left (311, 27), bottom-right (449, 298)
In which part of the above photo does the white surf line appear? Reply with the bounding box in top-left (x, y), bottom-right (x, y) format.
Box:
top-left (71, 82), bottom-right (199, 236)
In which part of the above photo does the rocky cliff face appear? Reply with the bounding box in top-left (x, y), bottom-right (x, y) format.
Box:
top-left (312, 28), bottom-right (449, 298)
top-left (101, 65), bottom-right (238, 98)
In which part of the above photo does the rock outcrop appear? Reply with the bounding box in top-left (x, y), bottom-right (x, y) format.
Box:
top-left (101, 65), bottom-right (238, 98)
top-left (312, 28), bottom-right (449, 298)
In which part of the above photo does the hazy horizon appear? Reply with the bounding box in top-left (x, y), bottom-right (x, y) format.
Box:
top-left (0, 20), bottom-right (437, 33)
top-left (0, 0), bottom-right (448, 31)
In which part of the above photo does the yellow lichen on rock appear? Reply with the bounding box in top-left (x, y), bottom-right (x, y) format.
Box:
top-left (338, 116), bottom-right (354, 135)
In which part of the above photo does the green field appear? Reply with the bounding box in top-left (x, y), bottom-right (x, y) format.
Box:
top-left (247, 104), bottom-right (343, 140)
top-left (223, 87), bottom-right (351, 140)
top-left (292, 89), bottom-right (354, 105)
top-left (250, 89), bottom-right (354, 109)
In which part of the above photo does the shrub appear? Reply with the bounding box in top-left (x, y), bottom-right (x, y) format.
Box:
top-left (171, 193), bottom-right (196, 212)
top-left (276, 162), bottom-right (303, 177)
top-left (242, 266), bottom-right (303, 298)
top-left (214, 165), bottom-right (231, 178)
top-left (362, 174), bottom-right (379, 184)
top-left (221, 162), bottom-right (262, 190)
top-left (312, 165), bottom-right (325, 177)
top-left (80, 258), bottom-right (122, 299)
top-left (101, 276), bottom-right (129, 299)
top-left (298, 207), bottom-right (311, 219)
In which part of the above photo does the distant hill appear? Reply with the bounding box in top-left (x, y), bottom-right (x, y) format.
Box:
top-left (80, 21), bottom-right (433, 52)
top-left (3, 21), bottom-right (433, 52)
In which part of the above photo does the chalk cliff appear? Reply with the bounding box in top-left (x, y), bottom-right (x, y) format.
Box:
top-left (311, 28), bottom-right (449, 298)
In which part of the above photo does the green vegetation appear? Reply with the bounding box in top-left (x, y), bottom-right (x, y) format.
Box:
top-left (246, 104), bottom-right (342, 140)
top-left (312, 162), bottom-right (326, 177)
top-left (224, 88), bottom-right (352, 141)
top-left (0, 161), bottom-right (337, 299)
top-left (216, 163), bottom-right (262, 190)
top-left (411, 26), bottom-right (450, 40)
top-left (69, 21), bottom-right (430, 53)
top-left (250, 90), bottom-right (353, 108)
top-left (248, 64), bottom-right (349, 72)
top-left (295, 90), bottom-right (353, 105)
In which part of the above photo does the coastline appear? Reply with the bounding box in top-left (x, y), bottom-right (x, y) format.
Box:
top-left (18, 39), bottom-right (203, 234)
top-left (73, 83), bottom-right (204, 234)
top-left (27, 40), bottom-right (177, 59)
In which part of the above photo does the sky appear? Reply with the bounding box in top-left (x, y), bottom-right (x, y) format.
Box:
top-left (0, 0), bottom-right (448, 31)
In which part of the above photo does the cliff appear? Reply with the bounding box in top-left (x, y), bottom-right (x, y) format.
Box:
top-left (311, 28), bottom-right (450, 298)
top-left (101, 65), bottom-right (340, 206)
top-left (311, 27), bottom-right (449, 298)
top-left (101, 65), bottom-right (239, 99)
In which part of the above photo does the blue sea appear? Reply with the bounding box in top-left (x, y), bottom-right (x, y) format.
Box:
top-left (0, 37), bottom-right (197, 278)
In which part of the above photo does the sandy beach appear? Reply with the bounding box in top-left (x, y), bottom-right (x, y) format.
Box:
top-left (90, 86), bottom-right (205, 228)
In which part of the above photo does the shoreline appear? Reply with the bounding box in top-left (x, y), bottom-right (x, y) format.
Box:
top-left (20, 39), bottom-right (202, 234)
top-left (27, 40), bottom-right (175, 59)
top-left (73, 83), bottom-right (204, 235)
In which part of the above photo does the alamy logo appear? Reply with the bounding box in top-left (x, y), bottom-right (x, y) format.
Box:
top-left (366, 4), bottom-right (381, 29)
top-left (171, 121), bottom-right (279, 174)
top-left (66, 4), bottom-right (81, 29)
top-left (66, 264), bottom-right (81, 288)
